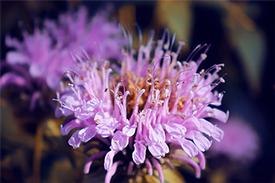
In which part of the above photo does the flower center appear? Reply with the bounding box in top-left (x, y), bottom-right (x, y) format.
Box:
top-left (110, 69), bottom-right (182, 118)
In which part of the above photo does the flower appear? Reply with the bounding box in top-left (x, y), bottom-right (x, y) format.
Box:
top-left (57, 33), bottom-right (229, 182)
top-left (211, 116), bottom-right (259, 163)
top-left (4, 7), bottom-right (125, 90)
top-left (1, 7), bottom-right (125, 130)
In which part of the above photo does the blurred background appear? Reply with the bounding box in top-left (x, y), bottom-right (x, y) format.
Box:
top-left (1, 1), bottom-right (274, 183)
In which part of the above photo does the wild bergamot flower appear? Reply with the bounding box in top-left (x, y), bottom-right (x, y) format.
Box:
top-left (3, 7), bottom-right (124, 90)
top-left (57, 33), bottom-right (229, 182)
top-left (1, 7), bottom-right (124, 128)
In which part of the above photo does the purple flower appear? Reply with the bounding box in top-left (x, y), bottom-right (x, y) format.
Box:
top-left (211, 116), bottom-right (259, 163)
top-left (57, 33), bottom-right (228, 182)
top-left (1, 7), bottom-right (125, 132)
top-left (4, 7), bottom-right (125, 90)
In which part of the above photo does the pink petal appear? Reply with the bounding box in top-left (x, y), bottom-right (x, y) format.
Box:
top-left (148, 142), bottom-right (169, 159)
top-left (189, 131), bottom-right (212, 152)
top-left (84, 151), bottom-right (107, 174)
top-left (96, 124), bottom-right (114, 138)
top-left (6, 51), bottom-right (28, 64)
top-left (197, 151), bottom-right (206, 169)
top-left (122, 125), bottom-right (136, 137)
top-left (84, 161), bottom-right (92, 174)
top-left (164, 122), bottom-right (186, 139)
top-left (199, 119), bottom-right (224, 141)
top-left (111, 131), bottom-right (129, 151)
top-left (149, 124), bottom-right (165, 143)
top-left (60, 119), bottom-right (82, 135)
top-left (145, 159), bottom-right (153, 176)
top-left (95, 112), bottom-right (118, 137)
top-left (152, 158), bottom-right (164, 183)
top-left (179, 138), bottom-right (198, 157)
top-left (105, 161), bottom-right (120, 183)
top-left (212, 108), bottom-right (229, 123)
top-left (0, 73), bottom-right (27, 87)
top-left (78, 125), bottom-right (96, 143)
top-left (132, 142), bottom-right (146, 164)
top-left (104, 150), bottom-right (116, 170)
top-left (68, 131), bottom-right (81, 149)
top-left (171, 154), bottom-right (201, 178)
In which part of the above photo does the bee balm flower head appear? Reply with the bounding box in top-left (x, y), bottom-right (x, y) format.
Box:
top-left (57, 33), bottom-right (229, 183)
top-left (211, 116), bottom-right (259, 163)
top-left (4, 7), bottom-right (125, 90)
top-left (1, 7), bottom-right (125, 126)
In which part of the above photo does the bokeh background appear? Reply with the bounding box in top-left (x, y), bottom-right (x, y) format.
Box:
top-left (1, 1), bottom-right (274, 183)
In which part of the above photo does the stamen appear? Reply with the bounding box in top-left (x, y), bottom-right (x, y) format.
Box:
top-left (132, 89), bottom-right (145, 115)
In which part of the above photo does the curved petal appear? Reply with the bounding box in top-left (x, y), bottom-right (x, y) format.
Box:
top-left (132, 142), bottom-right (146, 164)
top-left (171, 153), bottom-right (201, 178)
top-left (68, 130), bottom-right (81, 149)
top-left (148, 142), bottom-right (169, 159)
top-left (197, 151), bottom-right (206, 169)
top-left (199, 119), bottom-right (224, 141)
top-left (6, 51), bottom-right (28, 64)
top-left (152, 158), bottom-right (164, 183)
top-left (111, 131), bottom-right (129, 151)
top-left (179, 138), bottom-right (198, 157)
top-left (78, 125), bottom-right (96, 143)
top-left (0, 73), bottom-right (27, 87)
top-left (122, 125), bottom-right (136, 137)
top-left (212, 109), bottom-right (229, 123)
top-left (105, 161), bottom-right (120, 183)
top-left (164, 122), bottom-right (186, 139)
top-left (190, 131), bottom-right (212, 152)
top-left (84, 151), bottom-right (107, 174)
top-left (60, 119), bottom-right (82, 135)
top-left (104, 150), bottom-right (116, 170)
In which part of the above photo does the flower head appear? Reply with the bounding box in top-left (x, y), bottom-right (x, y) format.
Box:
top-left (57, 33), bottom-right (229, 182)
top-left (4, 7), bottom-right (124, 90)
top-left (1, 7), bottom-right (125, 136)
top-left (211, 116), bottom-right (259, 163)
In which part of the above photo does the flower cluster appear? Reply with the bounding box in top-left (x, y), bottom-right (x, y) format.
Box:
top-left (57, 34), bottom-right (229, 182)
top-left (3, 7), bottom-right (124, 90)
top-left (1, 7), bottom-right (125, 128)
